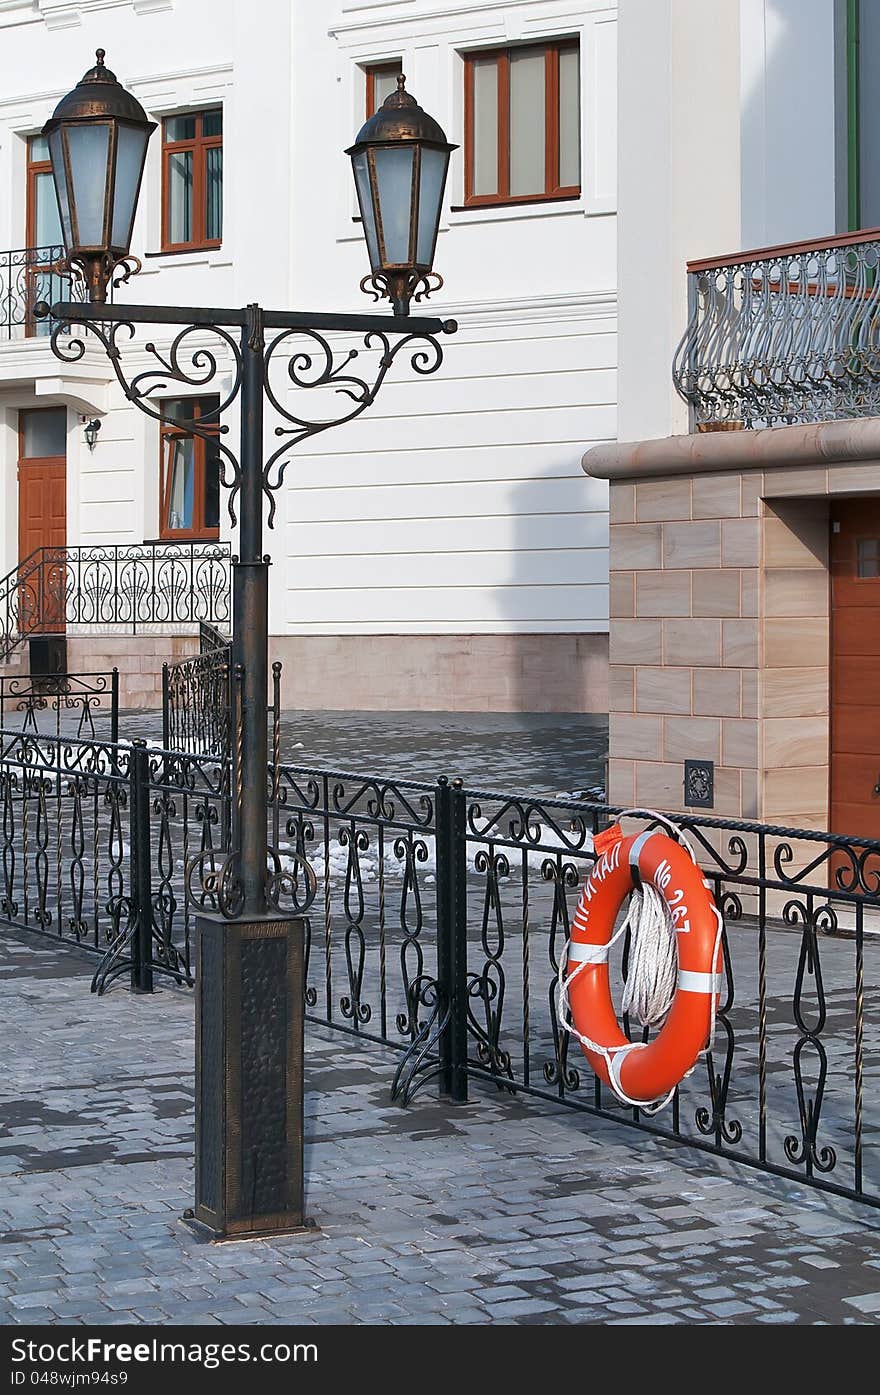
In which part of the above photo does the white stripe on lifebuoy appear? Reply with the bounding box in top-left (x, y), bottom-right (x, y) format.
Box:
top-left (627, 828), bottom-right (657, 872)
top-left (677, 970), bottom-right (724, 995)
top-left (567, 941), bottom-right (610, 965)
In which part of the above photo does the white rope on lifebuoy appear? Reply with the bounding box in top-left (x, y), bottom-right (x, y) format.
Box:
top-left (555, 809), bottom-right (725, 1115)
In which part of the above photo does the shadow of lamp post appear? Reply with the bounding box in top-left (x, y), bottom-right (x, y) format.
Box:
top-left (37, 51), bottom-right (457, 1240)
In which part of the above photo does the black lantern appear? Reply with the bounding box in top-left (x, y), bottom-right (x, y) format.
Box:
top-left (82, 417), bottom-right (101, 451)
top-left (43, 50), bottom-right (156, 303)
top-left (347, 75), bottom-right (456, 316)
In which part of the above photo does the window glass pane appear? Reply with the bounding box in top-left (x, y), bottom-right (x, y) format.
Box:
top-left (66, 122), bottom-right (110, 245)
top-left (166, 438), bottom-right (196, 532)
top-left (858, 539), bottom-right (880, 577)
top-left (372, 65), bottom-right (401, 111)
top-left (472, 56), bottom-right (498, 196)
top-left (509, 48), bottom-right (545, 196)
top-left (352, 150), bottom-right (381, 267)
top-left (29, 134), bottom-right (49, 163)
top-left (558, 47), bottom-right (580, 188)
top-left (47, 130), bottom-right (73, 248)
top-left (164, 398), bottom-right (194, 423)
top-left (373, 144), bottom-right (415, 263)
top-left (416, 147), bottom-right (448, 265)
top-left (34, 170), bottom-right (62, 247)
top-left (168, 150), bottom-right (193, 243)
top-left (206, 145), bottom-right (223, 241)
top-left (165, 115), bottom-right (197, 142)
top-left (202, 109), bottom-right (223, 138)
top-left (204, 443), bottom-right (220, 531)
top-left (111, 125), bottom-right (147, 249)
top-left (22, 409), bottom-right (66, 458)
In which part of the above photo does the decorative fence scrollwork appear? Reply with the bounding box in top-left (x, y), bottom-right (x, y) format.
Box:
top-left (672, 228), bottom-right (880, 428)
top-left (0, 727), bottom-right (878, 1210)
top-left (0, 245), bottom-right (82, 341)
top-left (162, 623), bottom-right (232, 761)
top-left (0, 542), bottom-right (232, 664)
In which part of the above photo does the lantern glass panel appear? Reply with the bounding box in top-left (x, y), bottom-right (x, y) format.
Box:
top-left (47, 129), bottom-right (74, 249)
top-left (373, 143), bottom-right (415, 265)
top-left (351, 150), bottom-right (380, 267)
top-left (111, 124), bottom-right (148, 249)
top-left (415, 146), bottom-right (448, 266)
top-left (66, 122), bottom-right (110, 246)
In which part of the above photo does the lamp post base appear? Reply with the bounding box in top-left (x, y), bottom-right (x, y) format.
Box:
top-left (193, 911), bottom-right (308, 1241)
top-left (181, 1211), bottom-right (319, 1245)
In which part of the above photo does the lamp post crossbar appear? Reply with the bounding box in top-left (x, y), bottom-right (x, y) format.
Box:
top-left (46, 298), bottom-right (456, 336)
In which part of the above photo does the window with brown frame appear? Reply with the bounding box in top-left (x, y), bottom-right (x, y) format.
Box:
top-left (24, 136), bottom-right (65, 337)
top-left (365, 60), bottom-right (403, 117)
top-left (159, 397), bottom-right (221, 540)
top-left (161, 109), bottom-right (223, 252)
top-left (463, 40), bottom-right (580, 207)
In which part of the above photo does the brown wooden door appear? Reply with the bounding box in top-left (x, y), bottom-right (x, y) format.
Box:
top-left (18, 409), bottom-right (67, 634)
top-left (830, 500), bottom-right (880, 838)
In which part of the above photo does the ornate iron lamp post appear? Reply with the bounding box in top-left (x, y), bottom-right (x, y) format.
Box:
top-left (38, 52), bottom-right (456, 1240)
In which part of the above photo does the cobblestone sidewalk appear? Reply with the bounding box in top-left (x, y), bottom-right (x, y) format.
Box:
top-left (1, 929), bottom-right (879, 1326)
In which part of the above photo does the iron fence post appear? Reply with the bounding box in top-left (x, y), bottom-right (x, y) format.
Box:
top-left (436, 776), bottom-right (468, 1102)
top-left (161, 662), bottom-right (170, 751)
top-left (110, 667), bottom-right (119, 746)
top-left (129, 739), bottom-right (153, 994)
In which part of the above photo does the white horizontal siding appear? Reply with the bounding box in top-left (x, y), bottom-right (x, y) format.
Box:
top-left (288, 547), bottom-right (609, 591)
top-left (287, 584), bottom-right (609, 630)
top-left (287, 510), bottom-right (607, 556)
top-left (276, 309), bottom-right (615, 635)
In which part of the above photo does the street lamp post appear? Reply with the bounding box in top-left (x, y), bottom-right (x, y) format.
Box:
top-left (39, 52), bottom-right (457, 1240)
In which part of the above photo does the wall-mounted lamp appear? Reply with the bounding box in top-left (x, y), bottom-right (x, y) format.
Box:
top-left (83, 417), bottom-right (101, 451)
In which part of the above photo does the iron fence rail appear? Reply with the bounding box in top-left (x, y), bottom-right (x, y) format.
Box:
top-left (0, 725), bottom-right (877, 1209)
top-left (672, 227), bottom-right (880, 428)
top-left (0, 670), bottom-right (119, 741)
top-left (162, 626), bottom-right (231, 760)
top-left (0, 245), bottom-right (81, 340)
top-left (0, 541), bottom-right (232, 663)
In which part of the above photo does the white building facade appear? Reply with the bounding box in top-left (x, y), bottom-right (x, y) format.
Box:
top-left (0, 0), bottom-right (618, 711)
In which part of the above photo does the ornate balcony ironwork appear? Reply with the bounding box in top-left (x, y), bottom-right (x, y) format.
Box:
top-left (0, 245), bottom-right (83, 340)
top-left (0, 541), bottom-right (232, 663)
top-left (673, 228), bottom-right (880, 429)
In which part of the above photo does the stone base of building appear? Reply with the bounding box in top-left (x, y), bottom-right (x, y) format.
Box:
top-left (268, 633), bottom-right (609, 713)
top-left (65, 634), bottom-right (200, 709)
top-left (584, 417), bottom-right (880, 831)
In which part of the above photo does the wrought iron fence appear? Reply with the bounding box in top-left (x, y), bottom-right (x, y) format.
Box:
top-left (0, 671), bottom-right (119, 741)
top-left (0, 245), bottom-right (83, 340)
top-left (0, 727), bottom-right (877, 1209)
top-left (0, 541), bottom-right (232, 663)
top-left (162, 642), bottom-right (231, 759)
top-left (672, 228), bottom-right (880, 428)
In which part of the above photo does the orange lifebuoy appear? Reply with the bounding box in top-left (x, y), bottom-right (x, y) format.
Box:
top-left (565, 829), bottom-right (723, 1107)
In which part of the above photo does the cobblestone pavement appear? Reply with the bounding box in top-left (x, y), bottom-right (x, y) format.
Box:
top-left (2, 930), bottom-right (880, 1326)
top-left (103, 707), bottom-right (609, 796)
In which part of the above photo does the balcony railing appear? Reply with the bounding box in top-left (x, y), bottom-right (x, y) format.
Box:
top-left (673, 228), bottom-right (880, 430)
top-left (0, 245), bottom-right (83, 341)
top-left (0, 542), bottom-right (232, 663)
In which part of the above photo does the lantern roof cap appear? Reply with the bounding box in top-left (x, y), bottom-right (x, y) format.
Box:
top-left (43, 50), bottom-right (154, 131)
top-left (346, 74), bottom-right (455, 152)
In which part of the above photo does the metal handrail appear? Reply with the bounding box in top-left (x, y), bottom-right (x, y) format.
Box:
top-left (0, 541), bottom-right (232, 663)
top-left (0, 244), bottom-right (81, 339)
top-left (673, 227), bottom-right (880, 430)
